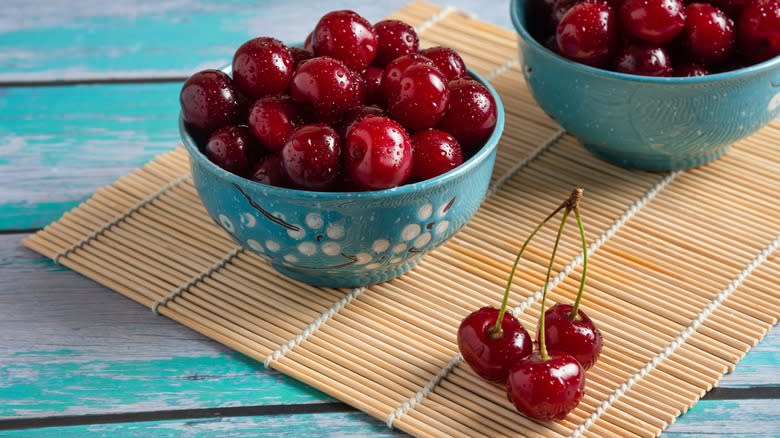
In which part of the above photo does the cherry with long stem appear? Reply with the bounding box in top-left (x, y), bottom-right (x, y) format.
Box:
top-left (537, 206), bottom-right (570, 360)
top-left (570, 202), bottom-right (589, 319)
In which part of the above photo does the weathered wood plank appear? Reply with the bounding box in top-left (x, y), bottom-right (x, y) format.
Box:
top-left (664, 399), bottom-right (780, 436)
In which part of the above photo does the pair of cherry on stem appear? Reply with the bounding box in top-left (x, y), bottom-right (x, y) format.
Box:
top-left (457, 187), bottom-right (603, 420)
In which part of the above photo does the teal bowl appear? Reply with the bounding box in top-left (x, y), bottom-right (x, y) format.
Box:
top-left (180, 68), bottom-right (504, 288)
top-left (511, 0), bottom-right (780, 170)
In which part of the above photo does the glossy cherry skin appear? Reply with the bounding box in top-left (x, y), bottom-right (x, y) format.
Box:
top-left (289, 47), bottom-right (314, 68)
top-left (373, 19), bottom-right (419, 67)
top-left (506, 351), bottom-right (586, 420)
top-left (247, 95), bottom-right (305, 152)
top-left (539, 304), bottom-right (603, 370)
top-left (336, 105), bottom-right (385, 138)
top-left (737, 0), bottom-right (780, 64)
top-left (313, 10), bottom-right (377, 71)
top-left (419, 47), bottom-right (467, 81)
top-left (281, 124), bottom-right (341, 190)
top-left (290, 56), bottom-right (364, 122)
top-left (674, 62), bottom-right (709, 76)
top-left (458, 307), bottom-right (533, 383)
top-left (619, 0), bottom-right (686, 44)
top-left (387, 63), bottom-right (450, 131)
top-left (361, 66), bottom-right (385, 106)
top-left (380, 53), bottom-right (434, 103)
top-left (204, 125), bottom-right (261, 176)
top-left (232, 37), bottom-right (293, 100)
top-left (180, 70), bottom-right (242, 136)
top-left (344, 116), bottom-right (412, 190)
top-left (681, 3), bottom-right (735, 65)
top-left (614, 41), bottom-right (673, 76)
top-left (250, 153), bottom-right (289, 187)
top-left (410, 129), bottom-right (463, 180)
top-left (557, 1), bottom-right (618, 67)
top-left (436, 78), bottom-right (497, 151)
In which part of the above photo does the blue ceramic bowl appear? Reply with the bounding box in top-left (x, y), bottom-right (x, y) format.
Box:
top-left (511, 0), bottom-right (780, 170)
top-left (180, 68), bottom-right (504, 288)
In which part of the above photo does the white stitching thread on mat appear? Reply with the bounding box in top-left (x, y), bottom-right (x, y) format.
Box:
top-left (486, 59), bottom-right (520, 81)
top-left (263, 286), bottom-right (366, 368)
top-left (570, 232), bottom-right (780, 438)
top-left (415, 6), bottom-right (458, 34)
top-left (152, 246), bottom-right (244, 315)
top-left (53, 173), bottom-right (192, 264)
top-left (386, 170), bottom-right (681, 429)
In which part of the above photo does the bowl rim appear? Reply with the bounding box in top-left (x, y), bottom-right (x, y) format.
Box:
top-left (180, 66), bottom-right (505, 200)
top-left (509, 0), bottom-right (780, 85)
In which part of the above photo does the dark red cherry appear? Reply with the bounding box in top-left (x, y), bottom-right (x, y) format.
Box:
top-left (614, 41), bottom-right (673, 76)
top-left (289, 47), bottom-right (314, 68)
top-left (556, 1), bottom-right (618, 67)
top-left (708, 0), bottom-right (750, 18)
top-left (344, 116), bottom-right (412, 190)
top-left (362, 66), bottom-right (385, 106)
top-left (506, 352), bottom-right (586, 420)
top-left (180, 69), bottom-right (241, 136)
top-left (250, 153), bottom-right (289, 187)
top-left (304, 32), bottom-right (314, 53)
top-left (289, 56), bottom-right (364, 122)
top-left (457, 307), bottom-right (533, 383)
top-left (436, 78), bottom-right (497, 151)
top-left (410, 129), bottom-right (464, 180)
top-left (336, 105), bottom-right (385, 138)
top-left (204, 125), bottom-right (261, 176)
top-left (247, 95), bottom-right (305, 153)
top-left (528, 0), bottom-right (558, 37)
top-left (281, 124), bottom-right (341, 190)
top-left (539, 304), bottom-right (603, 370)
top-left (380, 53), bottom-right (434, 102)
top-left (619, 0), bottom-right (686, 44)
top-left (681, 3), bottom-right (735, 65)
top-left (313, 10), bottom-right (377, 71)
top-left (419, 47), bottom-right (467, 81)
top-left (387, 63), bottom-right (450, 131)
top-left (373, 19), bottom-right (420, 67)
top-left (553, 0), bottom-right (583, 25)
top-left (232, 37), bottom-right (293, 100)
top-left (674, 62), bottom-right (710, 76)
top-left (737, 0), bottom-right (780, 64)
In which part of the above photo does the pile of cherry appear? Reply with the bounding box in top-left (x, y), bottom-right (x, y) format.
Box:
top-left (528, 0), bottom-right (780, 76)
top-left (179, 10), bottom-right (498, 191)
top-left (458, 188), bottom-right (602, 420)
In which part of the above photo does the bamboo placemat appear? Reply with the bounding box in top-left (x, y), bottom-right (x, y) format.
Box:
top-left (23, 2), bottom-right (780, 437)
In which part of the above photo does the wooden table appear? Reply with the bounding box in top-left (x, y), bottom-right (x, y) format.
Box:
top-left (1, 1), bottom-right (778, 436)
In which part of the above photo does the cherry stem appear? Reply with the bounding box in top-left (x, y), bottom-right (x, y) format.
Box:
top-left (539, 208), bottom-right (570, 361)
top-left (489, 202), bottom-right (568, 339)
top-left (570, 205), bottom-right (589, 320)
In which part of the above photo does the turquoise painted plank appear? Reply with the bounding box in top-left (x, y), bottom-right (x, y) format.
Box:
top-left (663, 399), bottom-right (780, 436)
top-left (0, 1), bottom-right (513, 80)
top-left (0, 412), bottom-right (407, 437)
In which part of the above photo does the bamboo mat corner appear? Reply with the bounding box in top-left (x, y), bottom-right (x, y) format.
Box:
top-left (23, 2), bottom-right (780, 437)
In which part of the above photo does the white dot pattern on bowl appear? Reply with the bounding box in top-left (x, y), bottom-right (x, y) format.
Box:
top-left (401, 223), bottom-right (421, 241)
top-left (393, 243), bottom-right (407, 254)
top-left (435, 221), bottom-right (449, 235)
top-left (219, 214), bottom-right (235, 233)
top-left (390, 257), bottom-right (402, 264)
top-left (287, 226), bottom-right (305, 240)
top-left (265, 240), bottom-right (280, 252)
top-left (372, 239), bottom-right (390, 253)
top-left (247, 239), bottom-right (264, 253)
top-left (298, 241), bottom-right (317, 256)
top-left (437, 201), bottom-right (452, 218)
top-left (306, 213), bottom-right (323, 229)
top-left (365, 263), bottom-right (381, 270)
top-left (284, 254), bottom-right (298, 263)
top-left (414, 232), bottom-right (432, 248)
top-left (769, 92), bottom-right (780, 112)
top-left (327, 223), bottom-right (345, 240)
top-left (418, 204), bottom-right (433, 220)
top-left (240, 212), bottom-right (256, 228)
top-left (321, 242), bottom-right (341, 256)
top-left (355, 253), bottom-right (372, 265)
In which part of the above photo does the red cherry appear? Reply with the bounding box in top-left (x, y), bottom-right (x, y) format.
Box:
top-left (674, 62), bottom-right (710, 76)
top-left (180, 69), bottom-right (241, 136)
top-left (708, 0), bottom-right (750, 18)
top-left (618, 0), bottom-right (686, 44)
top-left (557, 1), bottom-right (618, 67)
top-left (457, 307), bottom-right (533, 382)
top-left (737, 0), bottom-right (780, 64)
top-left (419, 47), bottom-right (468, 81)
top-left (204, 125), bottom-right (262, 176)
top-left (380, 53), bottom-right (434, 103)
top-left (250, 153), bottom-right (289, 187)
top-left (289, 56), bottom-right (364, 122)
top-left (681, 3), bottom-right (735, 65)
top-left (281, 124), bottom-right (341, 190)
top-left (232, 37), bottom-right (293, 99)
top-left (344, 116), bottom-right (412, 190)
top-left (553, 0), bottom-right (583, 25)
top-left (436, 78), bottom-right (497, 151)
top-left (614, 41), bottom-right (673, 76)
top-left (289, 47), bottom-right (314, 68)
top-left (539, 303), bottom-right (603, 370)
top-left (506, 352), bottom-right (586, 420)
top-left (304, 32), bottom-right (314, 53)
top-left (247, 95), bottom-right (305, 152)
top-left (387, 63), bottom-right (450, 131)
top-left (361, 66), bottom-right (385, 106)
top-left (528, 0), bottom-right (559, 37)
top-left (313, 10), bottom-right (377, 71)
top-left (410, 129), bottom-right (464, 180)
top-left (373, 19), bottom-right (420, 67)
top-left (336, 105), bottom-right (385, 138)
